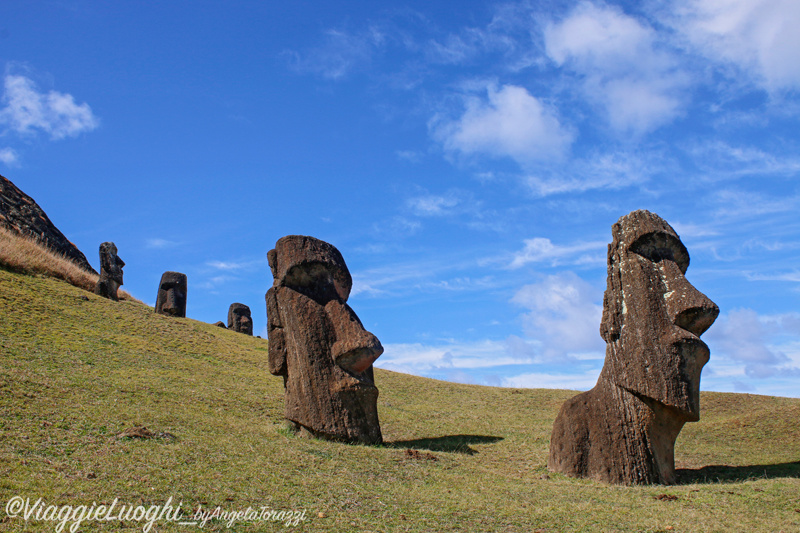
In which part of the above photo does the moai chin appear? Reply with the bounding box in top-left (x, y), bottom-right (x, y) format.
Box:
top-left (548, 210), bottom-right (719, 484)
top-left (266, 235), bottom-right (383, 444)
top-left (94, 242), bottom-right (125, 301)
top-left (227, 303), bottom-right (253, 335)
top-left (155, 271), bottom-right (187, 317)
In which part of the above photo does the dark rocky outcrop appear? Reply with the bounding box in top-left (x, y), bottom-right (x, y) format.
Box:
top-left (212, 321), bottom-right (226, 328)
top-left (0, 174), bottom-right (96, 274)
top-left (227, 303), bottom-right (253, 335)
top-left (94, 242), bottom-right (124, 301)
top-left (155, 271), bottom-right (187, 317)
top-left (267, 235), bottom-right (383, 445)
top-left (548, 210), bottom-right (719, 485)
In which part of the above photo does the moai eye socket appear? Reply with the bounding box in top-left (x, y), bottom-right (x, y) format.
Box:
top-left (283, 262), bottom-right (340, 302)
top-left (629, 232), bottom-right (689, 273)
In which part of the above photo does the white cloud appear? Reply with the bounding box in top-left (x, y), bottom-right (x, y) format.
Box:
top-left (509, 237), bottom-right (605, 268)
top-left (0, 147), bottom-right (18, 165)
top-left (146, 238), bottom-right (178, 249)
top-left (0, 74), bottom-right (99, 139)
top-left (286, 27), bottom-right (385, 80)
top-left (745, 270), bottom-right (800, 283)
top-left (526, 149), bottom-right (656, 197)
top-left (667, 0), bottom-right (800, 91)
top-left (433, 84), bottom-right (574, 165)
top-left (511, 271), bottom-right (605, 360)
top-left (502, 368), bottom-right (601, 390)
top-left (705, 308), bottom-right (800, 379)
top-left (207, 261), bottom-right (243, 270)
top-left (544, 2), bottom-right (687, 134)
top-left (711, 189), bottom-right (799, 218)
top-left (205, 259), bottom-right (263, 271)
top-left (377, 339), bottom-right (530, 374)
top-left (688, 141), bottom-right (800, 178)
top-left (406, 192), bottom-right (461, 217)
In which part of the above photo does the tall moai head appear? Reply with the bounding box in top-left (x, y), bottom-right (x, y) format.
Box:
top-left (266, 235), bottom-right (383, 444)
top-left (227, 303), bottom-right (253, 335)
top-left (94, 242), bottom-right (125, 301)
top-left (155, 271), bottom-right (187, 317)
top-left (599, 210), bottom-right (719, 419)
top-left (548, 210), bottom-right (719, 485)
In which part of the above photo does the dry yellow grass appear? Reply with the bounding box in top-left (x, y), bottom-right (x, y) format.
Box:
top-left (0, 225), bottom-right (138, 302)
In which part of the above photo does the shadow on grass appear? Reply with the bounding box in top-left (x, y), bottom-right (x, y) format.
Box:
top-left (677, 461), bottom-right (800, 484)
top-left (387, 434), bottom-right (503, 455)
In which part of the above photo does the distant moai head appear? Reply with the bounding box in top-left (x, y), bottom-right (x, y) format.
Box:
top-left (227, 303), bottom-right (253, 335)
top-left (599, 210), bottom-right (719, 418)
top-left (155, 271), bottom-right (187, 317)
top-left (94, 242), bottom-right (125, 301)
top-left (266, 235), bottom-right (383, 444)
top-left (548, 210), bottom-right (719, 485)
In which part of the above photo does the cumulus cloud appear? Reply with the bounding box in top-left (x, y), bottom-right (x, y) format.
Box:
top-left (544, 2), bottom-right (687, 134)
top-left (0, 74), bottom-right (99, 139)
top-left (705, 308), bottom-right (800, 379)
top-left (666, 0), bottom-right (800, 92)
top-left (377, 340), bottom-right (529, 373)
top-left (502, 368), bottom-right (601, 390)
top-left (511, 271), bottom-right (605, 360)
top-left (509, 237), bottom-right (605, 268)
top-left (0, 147), bottom-right (18, 165)
top-left (433, 84), bottom-right (574, 165)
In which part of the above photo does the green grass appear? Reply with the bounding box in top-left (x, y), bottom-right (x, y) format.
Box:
top-left (1, 266), bottom-right (799, 532)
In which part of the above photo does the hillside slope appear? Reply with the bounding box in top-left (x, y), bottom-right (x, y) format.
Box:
top-left (1, 267), bottom-right (799, 532)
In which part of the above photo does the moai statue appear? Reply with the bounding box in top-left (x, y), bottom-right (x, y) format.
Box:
top-left (212, 321), bottom-right (226, 328)
top-left (227, 303), bottom-right (253, 335)
top-left (155, 271), bottom-right (187, 317)
top-left (94, 242), bottom-right (125, 301)
top-left (266, 235), bottom-right (383, 444)
top-left (548, 210), bottom-right (719, 484)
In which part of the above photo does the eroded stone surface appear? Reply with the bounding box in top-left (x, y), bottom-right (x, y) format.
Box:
top-left (227, 303), bottom-right (253, 335)
top-left (1, 174), bottom-right (96, 273)
top-left (267, 235), bottom-right (383, 444)
top-left (94, 242), bottom-right (124, 301)
top-left (548, 210), bottom-right (719, 485)
top-left (155, 271), bottom-right (187, 317)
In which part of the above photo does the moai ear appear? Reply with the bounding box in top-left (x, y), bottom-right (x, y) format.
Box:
top-left (600, 240), bottom-right (623, 343)
top-left (266, 287), bottom-right (287, 376)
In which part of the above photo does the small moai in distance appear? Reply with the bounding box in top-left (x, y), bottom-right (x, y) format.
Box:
top-left (548, 210), bottom-right (719, 485)
top-left (227, 303), bottom-right (253, 335)
top-left (94, 242), bottom-right (125, 301)
top-left (212, 321), bottom-right (226, 328)
top-left (266, 235), bottom-right (383, 444)
top-left (155, 271), bottom-right (187, 317)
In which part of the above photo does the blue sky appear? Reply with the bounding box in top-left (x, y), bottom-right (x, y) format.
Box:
top-left (2, 0), bottom-right (799, 397)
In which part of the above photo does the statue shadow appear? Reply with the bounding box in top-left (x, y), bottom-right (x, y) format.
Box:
top-left (387, 434), bottom-right (504, 455)
top-left (676, 461), bottom-right (800, 484)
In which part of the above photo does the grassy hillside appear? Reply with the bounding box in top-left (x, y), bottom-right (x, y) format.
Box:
top-left (1, 267), bottom-right (799, 532)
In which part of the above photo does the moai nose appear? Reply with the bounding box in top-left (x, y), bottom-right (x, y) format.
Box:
top-left (326, 299), bottom-right (383, 373)
top-left (162, 290), bottom-right (179, 314)
top-left (661, 261), bottom-right (719, 336)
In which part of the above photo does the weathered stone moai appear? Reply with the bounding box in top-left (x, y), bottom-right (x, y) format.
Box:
top-left (94, 242), bottom-right (125, 301)
top-left (212, 321), bottom-right (226, 328)
top-left (155, 271), bottom-right (187, 317)
top-left (548, 210), bottom-right (719, 484)
top-left (227, 303), bottom-right (253, 335)
top-left (266, 235), bottom-right (383, 444)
